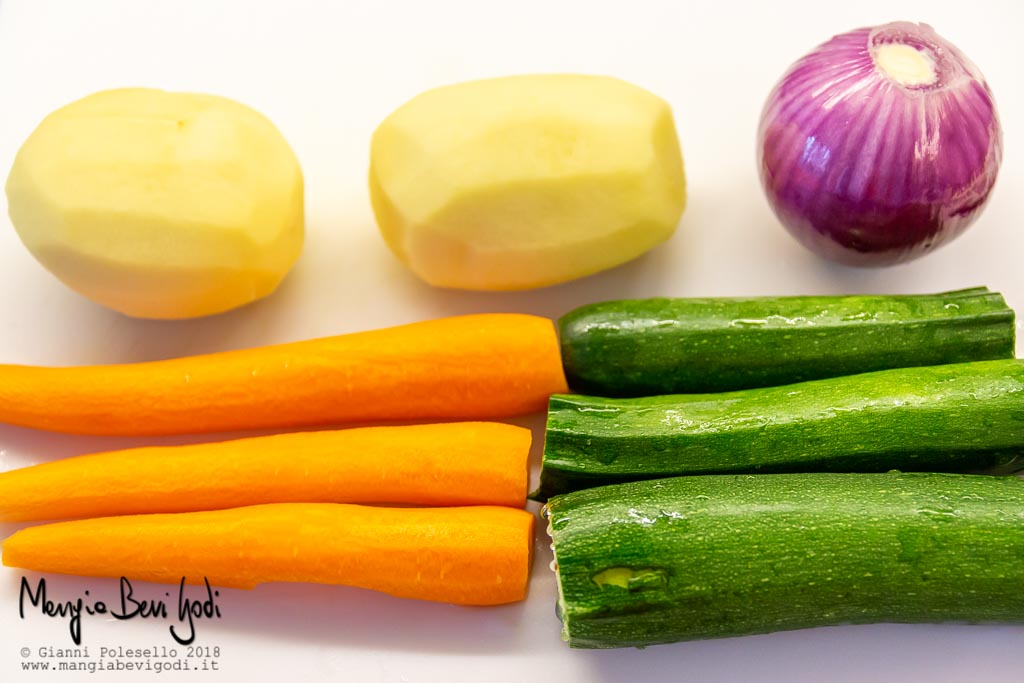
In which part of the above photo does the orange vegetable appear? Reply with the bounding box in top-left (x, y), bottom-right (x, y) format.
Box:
top-left (2, 503), bottom-right (534, 604)
top-left (0, 422), bottom-right (531, 522)
top-left (0, 313), bottom-right (566, 435)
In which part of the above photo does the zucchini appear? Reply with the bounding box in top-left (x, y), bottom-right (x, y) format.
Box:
top-left (560, 287), bottom-right (1015, 396)
top-left (547, 472), bottom-right (1024, 648)
top-left (535, 359), bottom-right (1024, 500)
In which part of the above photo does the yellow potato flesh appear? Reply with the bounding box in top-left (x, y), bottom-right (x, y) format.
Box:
top-left (5, 88), bottom-right (303, 318)
top-left (369, 75), bottom-right (686, 290)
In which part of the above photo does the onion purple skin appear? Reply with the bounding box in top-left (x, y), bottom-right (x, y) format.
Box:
top-left (757, 22), bottom-right (1002, 266)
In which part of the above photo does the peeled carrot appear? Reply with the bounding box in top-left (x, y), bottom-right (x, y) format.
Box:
top-left (0, 422), bottom-right (531, 522)
top-left (2, 504), bottom-right (534, 604)
top-left (0, 313), bottom-right (567, 435)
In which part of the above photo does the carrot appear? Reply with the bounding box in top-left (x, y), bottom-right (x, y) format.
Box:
top-left (2, 504), bottom-right (534, 604)
top-left (0, 422), bottom-right (531, 522)
top-left (0, 313), bottom-right (567, 435)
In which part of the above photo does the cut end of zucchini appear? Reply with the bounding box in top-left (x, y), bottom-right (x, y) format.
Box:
top-left (542, 503), bottom-right (570, 643)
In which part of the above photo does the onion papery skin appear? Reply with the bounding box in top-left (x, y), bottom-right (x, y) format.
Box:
top-left (757, 22), bottom-right (1002, 266)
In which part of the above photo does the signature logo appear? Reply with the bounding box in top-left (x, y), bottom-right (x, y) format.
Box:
top-left (19, 576), bottom-right (222, 645)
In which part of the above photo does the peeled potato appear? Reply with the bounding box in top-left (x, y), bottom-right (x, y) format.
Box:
top-left (369, 75), bottom-right (686, 290)
top-left (5, 88), bottom-right (303, 319)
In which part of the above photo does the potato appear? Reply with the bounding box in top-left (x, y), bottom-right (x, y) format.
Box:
top-left (369, 75), bottom-right (686, 290)
top-left (5, 88), bottom-right (303, 319)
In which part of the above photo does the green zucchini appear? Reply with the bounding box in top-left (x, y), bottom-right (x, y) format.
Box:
top-left (560, 287), bottom-right (1015, 396)
top-left (535, 359), bottom-right (1024, 500)
top-left (547, 471), bottom-right (1024, 648)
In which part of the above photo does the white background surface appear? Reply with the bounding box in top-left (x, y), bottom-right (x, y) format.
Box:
top-left (1, 0), bottom-right (1022, 681)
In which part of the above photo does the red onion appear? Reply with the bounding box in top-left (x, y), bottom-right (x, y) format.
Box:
top-left (757, 22), bottom-right (1002, 265)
